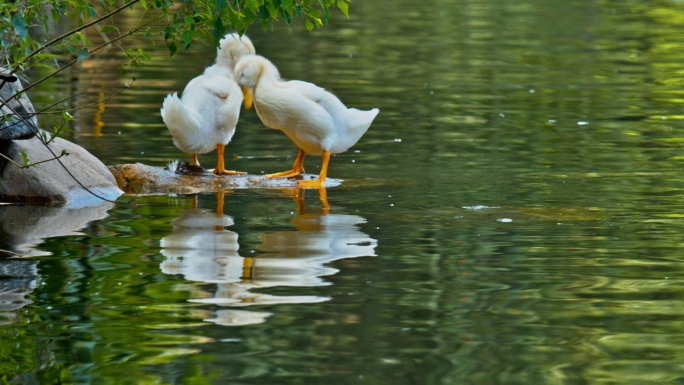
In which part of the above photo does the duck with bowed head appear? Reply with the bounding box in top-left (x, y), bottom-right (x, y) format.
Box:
top-left (160, 33), bottom-right (255, 175)
top-left (234, 54), bottom-right (379, 188)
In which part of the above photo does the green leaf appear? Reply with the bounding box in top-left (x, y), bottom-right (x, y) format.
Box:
top-left (168, 41), bottom-right (178, 56)
top-left (213, 16), bottom-right (226, 46)
top-left (11, 13), bottom-right (28, 40)
top-left (19, 150), bottom-right (30, 167)
top-left (279, 7), bottom-right (292, 24)
top-left (77, 48), bottom-right (90, 62)
top-left (304, 18), bottom-right (313, 31)
top-left (164, 26), bottom-right (176, 40)
top-left (140, 0), bottom-right (147, 8)
top-left (98, 0), bottom-right (111, 12)
top-left (321, 2), bottom-right (331, 23)
top-left (181, 30), bottom-right (194, 49)
top-left (184, 15), bottom-right (195, 25)
top-left (281, 0), bottom-right (293, 8)
top-left (101, 25), bottom-right (115, 33)
top-left (258, 5), bottom-right (269, 21)
top-left (62, 111), bottom-right (74, 122)
top-left (51, 7), bottom-right (61, 23)
top-left (87, 3), bottom-right (97, 18)
top-left (337, 0), bottom-right (349, 17)
top-left (216, 0), bottom-right (227, 12)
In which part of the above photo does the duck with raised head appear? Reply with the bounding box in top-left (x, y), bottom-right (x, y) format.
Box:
top-left (161, 33), bottom-right (255, 175)
top-left (234, 55), bottom-right (379, 188)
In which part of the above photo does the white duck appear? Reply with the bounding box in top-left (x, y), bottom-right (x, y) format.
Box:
top-left (234, 55), bottom-right (379, 188)
top-left (160, 33), bottom-right (255, 174)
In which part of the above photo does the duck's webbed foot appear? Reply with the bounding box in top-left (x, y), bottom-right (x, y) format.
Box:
top-left (266, 149), bottom-right (306, 179)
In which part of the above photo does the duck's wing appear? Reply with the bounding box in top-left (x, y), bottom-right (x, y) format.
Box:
top-left (284, 81), bottom-right (378, 154)
top-left (186, 76), bottom-right (232, 99)
top-left (262, 81), bottom-right (336, 145)
top-left (286, 81), bottom-right (345, 110)
top-left (285, 80), bottom-right (347, 127)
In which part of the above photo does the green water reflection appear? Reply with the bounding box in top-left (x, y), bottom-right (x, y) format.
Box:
top-left (5, 0), bottom-right (684, 383)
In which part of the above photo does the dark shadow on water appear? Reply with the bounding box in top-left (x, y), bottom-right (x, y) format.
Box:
top-left (0, 202), bottom-right (114, 257)
top-left (0, 201), bottom-right (115, 324)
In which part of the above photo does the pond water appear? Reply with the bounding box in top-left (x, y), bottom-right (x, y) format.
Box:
top-left (4, 0), bottom-right (684, 383)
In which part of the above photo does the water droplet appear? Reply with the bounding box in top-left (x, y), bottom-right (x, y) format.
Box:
top-left (577, 121), bottom-right (589, 125)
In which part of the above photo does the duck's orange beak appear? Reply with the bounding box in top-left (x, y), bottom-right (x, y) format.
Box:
top-left (241, 86), bottom-right (253, 110)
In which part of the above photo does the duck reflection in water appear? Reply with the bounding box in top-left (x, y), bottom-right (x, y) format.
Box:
top-left (160, 188), bottom-right (377, 326)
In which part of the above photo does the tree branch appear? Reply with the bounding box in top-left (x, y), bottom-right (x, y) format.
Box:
top-left (11, 0), bottom-right (142, 74)
top-left (3, 13), bottom-right (162, 106)
top-left (0, 149), bottom-right (68, 169)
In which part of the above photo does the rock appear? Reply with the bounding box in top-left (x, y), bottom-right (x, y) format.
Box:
top-left (108, 161), bottom-right (341, 194)
top-left (0, 135), bottom-right (123, 205)
top-left (0, 68), bottom-right (38, 140)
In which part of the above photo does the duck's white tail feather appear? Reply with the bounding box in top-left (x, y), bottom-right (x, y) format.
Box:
top-left (347, 108), bottom-right (379, 132)
top-left (161, 93), bottom-right (204, 154)
top-left (335, 107), bottom-right (379, 153)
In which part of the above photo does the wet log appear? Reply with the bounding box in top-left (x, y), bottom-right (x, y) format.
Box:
top-left (108, 161), bottom-right (340, 195)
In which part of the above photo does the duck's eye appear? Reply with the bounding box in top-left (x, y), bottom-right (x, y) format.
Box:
top-left (240, 71), bottom-right (244, 78)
